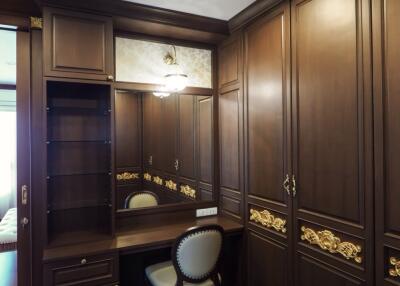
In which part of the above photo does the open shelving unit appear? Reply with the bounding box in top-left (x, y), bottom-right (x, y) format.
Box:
top-left (45, 81), bottom-right (113, 247)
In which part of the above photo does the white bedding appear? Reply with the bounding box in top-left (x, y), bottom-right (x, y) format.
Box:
top-left (0, 208), bottom-right (17, 248)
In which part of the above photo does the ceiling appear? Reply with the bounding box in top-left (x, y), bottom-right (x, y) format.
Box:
top-left (123, 0), bottom-right (256, 20)
top-left (0, 29), bottom-right (16, 85)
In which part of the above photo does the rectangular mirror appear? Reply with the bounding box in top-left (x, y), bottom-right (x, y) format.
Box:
top-left (115, 90), bottom-right (214, 212)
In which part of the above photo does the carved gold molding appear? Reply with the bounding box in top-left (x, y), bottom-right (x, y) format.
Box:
top-left (249, 209), bottom-right (287, 234)
top-left (30, 17), bottom-right (43, 29)
top-left (301, 226), bottom-right (362, 264)
top-left (389, 257), bottom-right (400, 277)
top-left (144, 173), bottom-right (152, 181)
top-left (180, 185), bottom-right (196, 199)
top-left (165, 180), bottom-right (177, 191)
top-left (116, 172), bottom-right (139, 181)
top-left (153, 176), bottom-right (163, 185)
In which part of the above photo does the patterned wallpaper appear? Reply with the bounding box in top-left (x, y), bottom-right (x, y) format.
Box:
top-left (115, 37), bottom-right (212, 88)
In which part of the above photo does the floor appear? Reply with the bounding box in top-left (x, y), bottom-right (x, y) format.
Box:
top-left (0, 250), bottom-right (17, 286)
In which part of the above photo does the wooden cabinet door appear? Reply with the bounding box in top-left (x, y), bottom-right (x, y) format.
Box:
top-left (143, 93), bottom-right (153, 169)
top-left (244, 3), bottom-right (291, 286)
top-left (43, 7), bottom-right (113, 81)
top-left (373, 0), bottom-right (400, 285)
top-left (162, 94), bottom-right (178, 176)
top-left (291, 0), bottom-right (373, 284)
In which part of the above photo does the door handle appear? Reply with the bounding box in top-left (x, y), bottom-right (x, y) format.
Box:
top-left (283, 174), bottom-right (290, 196)
top-left (292, 175), bottom-right (297, 197)
top-left (21, 185), bottom-right (28, 205)
top-left (20, 217), bottom-right (29, 229)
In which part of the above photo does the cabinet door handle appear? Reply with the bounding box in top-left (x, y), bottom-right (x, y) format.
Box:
top-left (148, 155), bottom-right (153, 166)
top-left (81, 258), bottom-right (87, 265)
top-left (292, 175), bottom-right (297, 197)
top-left (283, 174), bottom-right (290, 196)
top-left (174, 159), bottom-right (179, 171)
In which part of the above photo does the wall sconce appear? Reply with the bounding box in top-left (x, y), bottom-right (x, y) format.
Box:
top-left (153, 45), bottom-right (188, 98)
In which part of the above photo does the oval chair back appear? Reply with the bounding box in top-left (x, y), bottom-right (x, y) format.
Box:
top-left (124, 191), bottom-right (159, 209)
top-left (171, 224), bottom-right (224, 286)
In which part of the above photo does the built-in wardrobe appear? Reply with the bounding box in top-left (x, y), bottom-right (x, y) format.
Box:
top-left (218, 0), bottom-right (400, 285)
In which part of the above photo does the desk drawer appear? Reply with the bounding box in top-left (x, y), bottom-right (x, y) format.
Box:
top-left (44, 252), bottom-right (118, 286)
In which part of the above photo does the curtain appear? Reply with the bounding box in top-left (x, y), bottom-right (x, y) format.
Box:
top-left (0, 89), bottom-right (16, 218)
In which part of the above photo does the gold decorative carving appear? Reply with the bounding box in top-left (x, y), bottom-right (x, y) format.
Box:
top-left (116, 172), bottom-right (139, 181)
top-left (144, 173), bottom-right (152, 181)
top-left (153, 176), bottom-right (163, 185)
top-left (300, 226), bottom-right (362, 263)
top-left (165, 180), bottom-right (177, 191)
top-left (389, 257), bottom-right (400, 277)
top-left (30, 17), bottom-right (43, 29)
top-left (180, 185), bottom-right (196, 199)
top-left (249, 209), bottom-right (287, 234)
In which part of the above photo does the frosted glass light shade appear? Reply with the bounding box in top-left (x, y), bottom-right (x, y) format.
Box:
top-left (164, 73), bottom-right (188, 92)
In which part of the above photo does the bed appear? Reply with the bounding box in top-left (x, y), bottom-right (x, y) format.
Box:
top-left (0, 208), bottom-right (17, 252)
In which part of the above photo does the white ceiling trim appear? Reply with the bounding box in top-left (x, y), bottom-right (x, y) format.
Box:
top-left (122, 0), bottom-right (256, 20)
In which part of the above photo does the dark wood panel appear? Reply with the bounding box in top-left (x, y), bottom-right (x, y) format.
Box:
top-left (115, 91), bottom-right (142, 168)
top-left (247, 231), bottom-right (288, 286)
top-left (43, 7), bottom-right (113, 81)
top-left (245, 8), bottom-right (287, 204)
top-left (219, 39), bottom-right (239, 87)
top-left (178, 94), bottom-right (195, 179)
top-left (293, 0), bottom-right (365, 223)
top-left (297, 254), bottom-right (363, 286)
top-left (219, 89), bottom-right (240, 190)
top-left (162, 94), bottom-right (178, 175)
top-left (198, 96), bottom-right (213, 184)
top-left (143, 93), bottom-right (153, 169)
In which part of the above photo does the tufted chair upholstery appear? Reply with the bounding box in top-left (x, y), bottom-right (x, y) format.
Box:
top-left (125, 191), bottom-right (159, 209)
top-left (145, 225), bottom-right (224, 286)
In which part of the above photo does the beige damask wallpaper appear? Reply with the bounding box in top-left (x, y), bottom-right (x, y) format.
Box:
top-left (115, 37), bottom-right (212, 88)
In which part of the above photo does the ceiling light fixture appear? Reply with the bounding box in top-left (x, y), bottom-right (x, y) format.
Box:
top-left (153, 45), bottom-right (188, 98)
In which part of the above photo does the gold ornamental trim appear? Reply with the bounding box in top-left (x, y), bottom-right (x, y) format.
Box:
top-left (301, 226), bottom-right (362, 264)
top-left (153, 176), bottom-right (163, 185)
top-left (30, 17), bottom-right (43, 29)
top-left (165, 180), bottom-right (177, 191)
top-left (144, 173), bottom-right (152, 181)
top-left (389, 257), bottom-right (400, 277)
top-left (180, 185), bottom-right (196, 199)
top-left (116, 172), bottom-right (139, 181)
top-left (249, 209), bottom-right (287, 234)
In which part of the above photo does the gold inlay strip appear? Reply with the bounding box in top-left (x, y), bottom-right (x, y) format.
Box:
top-left (153, 176), bottom-right (163, 185)
top-left (249, 209), bottom-right (287, 234)
top-left (389, 257), bottom-right (400, 277)
top-left (116, 172), bottom-right (139, 181)
top-left (144, 173), bottom-right (152, 181)
top-left (180, 185), bottom-right (196, 199)
top-left (30, 17), bottom-right (43, 29)
top-left (301, 226), bottom-right (362, 264)
top-left (165, 180), bottom-right (177, 191)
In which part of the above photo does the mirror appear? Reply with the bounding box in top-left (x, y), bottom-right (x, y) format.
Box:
top-left (115, 90), bottom-right (214, 212)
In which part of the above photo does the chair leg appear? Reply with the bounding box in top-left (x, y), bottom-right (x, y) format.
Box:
top-left (211, 274), bottom-right (221, 286)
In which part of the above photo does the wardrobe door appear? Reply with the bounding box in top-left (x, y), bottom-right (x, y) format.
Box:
top-left (373, 0), bottom-right (400, 285)
top-left (162, 94), bottom-right (178, 177)
top-left (291, 0), bottom-right (373, 284)
top-left (143, 93), bottom-right (153, 170)
top-left (244, 3), bottom-right (291, 286)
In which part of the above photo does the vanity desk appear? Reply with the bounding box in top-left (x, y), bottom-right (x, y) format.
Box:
top-left (43, 216), bottom-right (243, 286)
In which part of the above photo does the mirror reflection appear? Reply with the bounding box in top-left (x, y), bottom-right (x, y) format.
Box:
top-left (115, 91), bottom-right (213, 211)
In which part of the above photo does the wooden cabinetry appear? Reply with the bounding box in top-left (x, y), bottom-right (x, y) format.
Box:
top-left (142, 93), bottom-right (213, 202)
top-left (45, 81), bottom-right (113, 246)
top-left (220, 0), bottom-right (374, 284)
top-left (44, 252), bottom-right (119, 286)
top-left (373, 0), bottom-right (400, 285)
top-left (43, 7), bottom-right (114, 81)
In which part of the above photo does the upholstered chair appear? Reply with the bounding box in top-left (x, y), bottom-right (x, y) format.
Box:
top-left (145, 224), bottom-right (224, 286)
top-left (125, 191), bottom-right (159, 209)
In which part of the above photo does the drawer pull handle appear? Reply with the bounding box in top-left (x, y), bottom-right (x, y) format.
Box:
top-left (81, 258), bottom-right (87, 265)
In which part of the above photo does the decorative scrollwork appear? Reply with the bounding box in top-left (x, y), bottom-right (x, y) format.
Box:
top-left (300, 226), bottom-right (362, 264)
top-left (116, 172), bottom-right (139, 181)
top-left (30, 17), bottom-right (43, 29)
top-left (144, 173), bottom-right (152, 181)
top-left (389, 257), bottom-right (400, 277)
top-left (180, 185), bottom-right (196, 199)
top-left (153, 176), bottom-right (163, 185)
top-left (249, 209), bottom-right (287, 233)
top-left (165, 180), bottom-right (177, 191)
